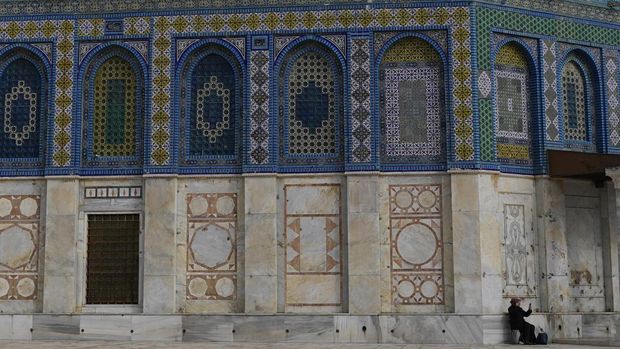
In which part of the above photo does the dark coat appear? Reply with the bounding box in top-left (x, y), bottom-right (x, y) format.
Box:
top-left (508, 304), bottom-right (532, 330)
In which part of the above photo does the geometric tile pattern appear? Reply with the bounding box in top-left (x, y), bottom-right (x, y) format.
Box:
top-left (561, 59), bottom-right (590, 142)
top-left (278, 43), bottom-right (344, 167)
top-left (380, 37), bottom-right (445, 165)
top-left (389, 185), bottom-right (443, 305)
top-left (149, 7), bottom-right (473, 166)
top-left (124, 17), bottom-right (150, 36)
top-left (179, 46), bottom-right (242, 168)
top-left (82, 48), bottom-right (144, 168)
top-left (476, 6), bottom-right (620, 160)
top-left (0, 20), bottom-right (74, 167)
top-left (0, 195), bottom-right (40, 301)
top-left (92, 57), bottom-right (138, 157)
top-left (186, 193), bottom-right (237, 301)
top-left (494, 42), bottom-right (532, 165)
top-left (284, 184), bottom-right (342, 309)
top-left (542, 40), bottom-right (559, 141)
top-left (249, 50), bottom-right (270, 165)
top-left (350, 37), bottom-right (371, 163)
top-left (0, 55), bottom-right (45, 160)
top-left (605, 51), bottom-right (620, 147)
top-left (478, 70), bottom-right (491, 99)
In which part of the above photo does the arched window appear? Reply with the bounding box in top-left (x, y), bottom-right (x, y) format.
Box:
top-left (494, 43), bottom-right (535, 166)
top-left (82, 47), bottom-right (144, 168)
top-left (179, 45), bottom-right (242, 168)
top-left (561, 56), bottom-right (595, 146)
top-left (278, 42), bottom-right (344, 168)
top-left (379, 37), bottom-right (446, 166)
top-left (0, 49), bottom-right (47, 164)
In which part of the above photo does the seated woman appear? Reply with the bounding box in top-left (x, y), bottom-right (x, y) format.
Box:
top-left (508, 298), bottom-right (536, 344)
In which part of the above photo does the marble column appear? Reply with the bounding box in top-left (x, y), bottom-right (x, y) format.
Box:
top-left (143, 177), bottom-right (177, 313)
top-left (450, 172), bottom-right (483, 313)
top-left (477, 174), bottom-right (502, 314)
top-left (43, 178), bottom-right (79, 313)
top-left (243, 175), bottom-right (278, 313)
top-left (535, 178), bottom-right (570, 313)
top-left (603, 169), bottom-right (620, 311)
top-left (346, 174), bottom-right (380, 314)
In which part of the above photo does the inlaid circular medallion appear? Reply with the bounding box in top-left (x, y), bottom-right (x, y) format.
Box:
top-left (397, 278), bottom-right (415, 299)
top-left (417, 189), bottom-right (437, 209)
top-left (16, 276), bottom-right (35, 298)
top-left (215, 276), bottom-right (234, 298)
top-left (395, 223), bottom-right (438, 266)
top-left (188, 277), bottom-right (208, 297)
top-left (0, 277), bottom-right (9, 297)
top-left (394, 189), bottom-right (413, 210)
top-left (420, 278), bottom-right (439, 299)
top-left (191, 224), bottom-right (232, 269)
top-left (19, 197), bottom-right (38, 217)
top-left (0, 198), bottom-right (12, 217)
top-left (215, 195), bottom-right (235, 216)
top-left (188, 196), bottom-right (209, 216)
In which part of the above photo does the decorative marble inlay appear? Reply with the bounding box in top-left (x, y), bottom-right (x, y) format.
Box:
top-left (84, 186), bottom-right (142, 199)
top-left (0, 195), bottom-right (40, 301)
top-left (186, 193), bottom-right (237, 300)
top-left (389, 185), bottom-right (443, 305)
top-left (284, 184), bottom-right (342, 310)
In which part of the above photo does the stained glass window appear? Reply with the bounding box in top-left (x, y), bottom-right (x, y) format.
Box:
top-left (0, 53), bottom-right (46, 160)
top-left (379, 37), bottom-right (446, 165)
top-left (495, 43), bottom-right (533, 165)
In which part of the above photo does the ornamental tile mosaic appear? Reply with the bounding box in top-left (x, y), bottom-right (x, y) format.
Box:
top-left (350, 36), bottom-right (372, 163)
top-left (494, 42), bottom-right (533, 165)
top-left (380, 37), bottom-right (446, 165)
top-left (146, 6), bottom-right (473, 166)
top-left (542, 40), bottom-right (559, 142)
top-left (278, 42), bottom-right (344, 166)
top-left (249, 50), bottom-right (270, 165)
top-left (82, 48), bottom-right (144, 168)
top-left (0, 50), bottom-right (47, 167)
top-left (179, 45), bottom-right (242, 168)
top-left (476, 5), bottom-right (620, 164)
top-left (389, 185), bottom-right (444, 305)
top-left (606, 52), bottom-right (620, 147)
top-left (124, 17), bottom-right (151, 36)
top-left (561, 60), bottom-right (590, 142)
top-left (186, 193), bottom-right (237, 301)
top-left (0, 20), bottom-right (74, 167)
top-left (0, 195), bottom-right (40, 301)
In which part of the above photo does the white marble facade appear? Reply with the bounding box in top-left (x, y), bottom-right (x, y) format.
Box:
top-left (0, 172), bottom-right (619, 342)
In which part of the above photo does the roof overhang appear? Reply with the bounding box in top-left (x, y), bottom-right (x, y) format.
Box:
top-left (548, 150), bottom-right (620, 182)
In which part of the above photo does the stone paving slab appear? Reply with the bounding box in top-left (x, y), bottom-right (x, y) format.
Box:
top-left (0, 342), bottom-right (613, 349)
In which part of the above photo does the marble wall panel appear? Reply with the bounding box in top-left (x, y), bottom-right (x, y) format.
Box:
top-left (176, 178), bottom-right (243, 313)
top-left (284, 184), bottom-right (342, 313)
top-left (564, 181), bottom-right (605, 312)
top-left (499, 192), bottom-right (539, 303)
top-left (389, 184), bottom-right (444, 307)
top-left (0, 195), bottom-right (40, 303)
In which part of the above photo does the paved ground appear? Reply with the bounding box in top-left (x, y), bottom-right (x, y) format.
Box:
top-left (0, 343), bottom-right (614, 349)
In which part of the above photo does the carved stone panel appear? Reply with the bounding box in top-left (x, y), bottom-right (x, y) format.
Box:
top-left (499, 193), bottom-right (538, 299)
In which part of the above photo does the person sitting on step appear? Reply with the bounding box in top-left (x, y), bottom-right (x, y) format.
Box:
top-left (508, 297), bottom-right (536, 345)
